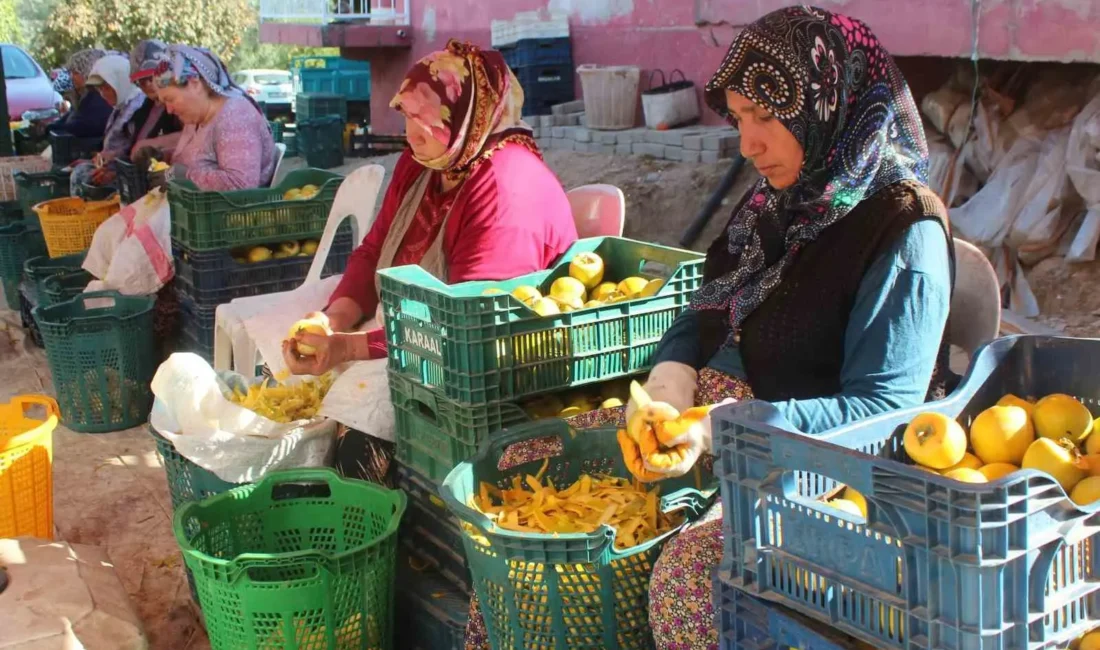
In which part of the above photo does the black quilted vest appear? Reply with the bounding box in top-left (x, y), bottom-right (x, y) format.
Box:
top-left (697, 181), bottom-right (956, 402)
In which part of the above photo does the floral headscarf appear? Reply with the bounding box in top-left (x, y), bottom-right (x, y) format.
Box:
top-left (66, 48), bottom-right (108, 80)
top-left (691, 6), bottom-right (929, 335)
top-left (51, 68), bottom-right (73, 94)
top-left (390, 40), bottom-right (534, 181)
top-left (129, 39), bottom-right (169, 82)
top-left (154, 44), bottom-right (263, 115)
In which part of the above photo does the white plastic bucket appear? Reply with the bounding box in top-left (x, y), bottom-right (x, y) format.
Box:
top-left (578, 65), bottom-right (641, 131)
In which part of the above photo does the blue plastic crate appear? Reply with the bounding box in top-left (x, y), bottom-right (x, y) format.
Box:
top-left (715, 335), bottom-right (1100, 650)
top-left (295, 93), bottom-right (348, 123)
top-left (177, 292), bottom-right (216, 356)
top-left (395, 463), bottom-right (472, 594)
top-left (500, 37), bottom-right (572, 69)
top-left (715, 579), bottom-right (864, 650)
top-left (515, 64), bottom-right (574, 116)
top-left (395, 553), bottom-right (469, 650)
top-left (49, 132), bottom-right (103, 167)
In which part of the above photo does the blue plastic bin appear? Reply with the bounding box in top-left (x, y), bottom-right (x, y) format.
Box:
top-left (500, 37), bottom-right (572, 69)
top-left (514, 65), bottom-right (574, 116)
top-left (714, 579), bottom-right (864, 650)
top-left (395, 553), bottom-right (469, 650)
top-left (395, 463), bottom-right (472, 594)
top-left (714, 335), bottom-right (1100, 650)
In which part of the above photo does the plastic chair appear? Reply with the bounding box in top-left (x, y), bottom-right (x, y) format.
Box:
top-left (213, 164), bottom-right (385, 374)
top-left (950, 237), bottom-right (1001, 357)
top-left (567, 184), bottom-right (625, 238)
top-left (270, 143), bottom-right (287, 187)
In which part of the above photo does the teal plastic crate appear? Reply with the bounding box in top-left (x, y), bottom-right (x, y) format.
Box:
top-left (395, 556), bottom-right (469, 650)
top-left (0, 221), bottom-right (47, 283)
top-left (440, 420), bottom-right (716, 650)
top-left (168, 168), bottom-right (342, 250)
top-left (715, 335), bottom-right (1100, 650)
top-left (296, 93), bottom-right (348, 122)
top-left (23, 252), bottom-right (85, 298)
top-left (15, 169), bottom-right (71, 221)
top-left (715, 579), bottom-right (864, 650)
top-left (395, 462), bottom-right (472, 593)
top-left (378, 236), bottom-right (704, 405)
top-left (297, 115), bottom-right (345, 169)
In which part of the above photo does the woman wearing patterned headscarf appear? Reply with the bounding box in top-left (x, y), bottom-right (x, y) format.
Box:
top-left (123, 39), bottom-right (182, 161)
top-left (149, 44), bottom-right (275, 190)
top-left (48, 48), bottom-right (113, 138)
top-left (281, 40), bottom-right (576, 482)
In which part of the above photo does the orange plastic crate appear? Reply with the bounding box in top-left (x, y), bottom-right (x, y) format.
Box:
top-left (0, 395), bottom-right (59, 539)
top-left (34, 195), bottom-right (120, 257)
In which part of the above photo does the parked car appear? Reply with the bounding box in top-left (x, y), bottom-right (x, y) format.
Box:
top-left (2, 44), bottom-right (62, 121)
top-left (232, 69), bottom-right (293, 113)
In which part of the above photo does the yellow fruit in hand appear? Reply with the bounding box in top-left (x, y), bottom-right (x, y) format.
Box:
top-left (301, 240), bottom-right (319, 255)
top-left (943, 468), bottom-right (987, 483)
top-left (1033, 394), bottom-right (1093, 444)
top-left (618, 277), bottom-right (648, 297)
top-left (591, 282), bottom-right (618, 302)
top-left (530, 297), bottom-right (561, 316)
top-left (1022, 437), bottom-right (1087, 493)
top-left (247, 246), bottom-right (273, 263)
top-left (970, 405), bottom-right (1034, 465)
top-left (511, 285), bottom-right (541, 305)
top-left (283, 188), bottom-right (302, 200)
top-left (997, 394), bottom-right (1035, 418)
top-left (1087, 418), bottom-right (1100, 456)
top-left (941, 452), bottom-right (983, 474)
top-left (978, 463), bottom-right (1019, 481)
top-left (568, 252), bottom-right (605, 289)
top-left (828, 499), bottom-right (863, 517)
top-left (1070, 476), bottom-right (1100, 506)
top-left (842, 487), bottom-right (868, 518)
top-left (902, 412), bottom-right (967, 469)
top-left (1079, 631), bottom-right (1100, 650)
top-left (550, 276), bottom-right (587, 304)
top-left (639, 278), bottom-right (664, 298)
top-left (288, 318), bottom-right (331, 356)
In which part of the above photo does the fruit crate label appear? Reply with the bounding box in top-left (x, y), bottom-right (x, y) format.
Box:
top-left (401, 322), bottom-right (443, 359)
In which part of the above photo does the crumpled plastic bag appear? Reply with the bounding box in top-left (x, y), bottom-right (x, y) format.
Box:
top-left (149, 352), bottom-right (337, 483)
top-left (1066, 84), bottom-right (1100, 262)
top-left (82, 188), bottom-right (173, 295)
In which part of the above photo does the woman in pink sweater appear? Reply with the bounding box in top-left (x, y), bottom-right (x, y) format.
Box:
top-left (149, 45), bottom-right (276, 191)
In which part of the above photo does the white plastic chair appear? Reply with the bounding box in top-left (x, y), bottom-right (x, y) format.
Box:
top-left (213, 164), bottom-right (385, 374)
top-left (567, 184), bottom-right (625, 237)
top-left (270, 143), bottom-right (287, 187)
top-left (950, 237), bottom-right (1001, 357)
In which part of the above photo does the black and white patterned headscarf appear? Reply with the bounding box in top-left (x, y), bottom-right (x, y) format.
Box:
top-left (691, 6), bottom-right (928, 332)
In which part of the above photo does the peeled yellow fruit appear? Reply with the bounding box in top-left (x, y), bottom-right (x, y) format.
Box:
top-left (283, 188), bottom-right (302, 200)
top-left (978, 463), bottom-right (1019, 481)
top-left (1070, 476), bottom-right (1100, 506)
top-left (842, 487), bottom-right (867, 518)
top-left (591, 282), bottom-right (618, 302)
top-left (943, 468), bottom-right (988, 483)
top-left (639, 278), bottom-right (664, 298)
top-left (970, 405), bottom-right (1034, 465)
top-left (568, 252), bottom-right (604, 289)
top-left (301, 240), bottom-right (319, 255)
top-left (828, 499), bottom-right (863, 517)
top-left (550, 276), bottom-right (587, 304)
top-left (1033, 394), bottom-right (1093, 444)
top-left (941, 452), bottom-right (983, 474)
top-left (551, 294), bottom-right (583, 311)
top-left (997, 394), bottom-right (1035, 418)
top-left (902, 412), bottom-right (967, 469)
top-left (1087, 418), bottom-right (1100, 456)
top-left (512, 285), bottom-right (541, 305)
top-left (583, 300), bottom-right (603, 309)
top-left (247, 246), bottom-right (273, 263)
top-left (1079, 630), bottom-right (1100, 650)
top-left (288, 318), bottom-right (331, 356)
top-left (1022, 437), bottom-right (1087, 493)
top-left (618, 277), bottom-right (648, 297)
top-left (530, 297), bottom-right (561, 316)
top-left (601, 397), bottom-right (624, 409)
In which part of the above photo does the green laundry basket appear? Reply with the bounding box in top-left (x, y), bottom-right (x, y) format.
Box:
top-left (34, 291), bottom-right (156, 433)
top-left (39, 269), bottom-right (93, 307)
top-left (173, 468), bottom-right (407, 650)
top-left (440, 419), bottom-right (716, 650)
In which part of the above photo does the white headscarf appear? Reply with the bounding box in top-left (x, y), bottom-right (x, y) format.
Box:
top-left (88, 54), bottom-right (141, 107)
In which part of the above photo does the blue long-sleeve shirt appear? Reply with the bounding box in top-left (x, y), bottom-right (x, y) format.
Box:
top-left (653, 219), bottom-right (951, 434)
top-left (49, 90), bottom-right (111, 138)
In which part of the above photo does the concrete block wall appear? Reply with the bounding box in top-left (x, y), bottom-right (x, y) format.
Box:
top-left (531, 114), bottom-right (739, 164)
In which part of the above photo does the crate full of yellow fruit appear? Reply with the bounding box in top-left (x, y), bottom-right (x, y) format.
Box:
top-left (713, 335), bottom-right (1100, 650)
top-left (378, 236), bottom-right (704, 406)
top-left (439, 419), bottom-right (716, 650)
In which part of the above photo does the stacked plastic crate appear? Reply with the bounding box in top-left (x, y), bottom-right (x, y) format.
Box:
top-left (295, 94), bottom-right (347, 169)
top-left (499, 37), bottom-right (575, 117)
top-left (168, 169), bottom-right (354, 364)
top-left (379, 236), bottom-right (706, 648)
top-left (3, 162), bottom-right (67, 317)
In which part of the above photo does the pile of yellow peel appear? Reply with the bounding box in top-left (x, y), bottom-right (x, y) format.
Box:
top-left (228, 374), bottom-right (334, 423)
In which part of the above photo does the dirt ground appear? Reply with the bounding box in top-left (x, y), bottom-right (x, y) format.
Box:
top-left (1026, 257), bottom-right (1100, 338)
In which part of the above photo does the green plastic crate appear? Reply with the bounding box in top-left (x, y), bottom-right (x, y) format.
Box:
top-left (268, 120), bottom-right (284, 143)
top-left (24, 252), bottom-right (85, 298)
top-left (34, 291), bottom-right (156, 433)
top-left (378, 237), bottom-right (704, 405)
top-left (298, 115), bottom-right (345, 169)
top-left (394, 556), bottom-right (469, 650)
top-left (1, 277), bottom-right (16, 310)
top-left (0, 221), bottom-right (47, 282)
top-left (173, 469), bottom-right (407, 650)
top-left (168, 168), bottom-right (343, 250)
top-left (15, 169), bottom-right (71, 221)
top-left (40, 269), bottom-right (93, 307)
top-left (296, 93), bottom-right (348, 122)
top-left (440, 420), bottom-right (715, 650)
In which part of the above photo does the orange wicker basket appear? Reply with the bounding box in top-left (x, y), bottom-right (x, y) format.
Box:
top-left (0, 395), bottom-right (60, 539)
top-left (34, 195), bottom-right (121, 257)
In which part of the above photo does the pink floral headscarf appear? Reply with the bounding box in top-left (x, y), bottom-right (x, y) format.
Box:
top-left (391, 40), bottom-right (533, 180)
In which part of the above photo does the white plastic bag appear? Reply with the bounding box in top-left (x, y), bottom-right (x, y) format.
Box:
top-left (149, 353), bottom-right (337, 483)
top-left (1066, 87), bottom-right (1100, 262)
top-left (950, 137), bottom-right (1041, 248)
top-left (83, 188), bottom-right (174, 294)
top-left (1010, 127), bottom-right (1076, 259)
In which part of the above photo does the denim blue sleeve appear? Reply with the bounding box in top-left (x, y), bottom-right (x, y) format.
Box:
top-left (651, 309), bottom-right (703, 369)
top-left (774, 219), bottom-right (952, 434)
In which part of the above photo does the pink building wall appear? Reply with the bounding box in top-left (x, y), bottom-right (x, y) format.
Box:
top-left (348, 0), bottom-right (1100, 134)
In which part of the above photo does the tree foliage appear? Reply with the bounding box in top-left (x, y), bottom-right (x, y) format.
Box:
top-left (32, 0), bottom-right (257, 69)
top-left (0, 0), bottom-right (22, 45)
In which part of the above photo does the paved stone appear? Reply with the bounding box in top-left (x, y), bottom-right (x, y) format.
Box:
top-left (633, 142), bottom-right (666, 158)
top-left (703, 133), bottom-right (739, 151)
top-left (700, 150), bottom-right (720, 163)
top-left (552, 99), bottom-right (586, 115)
top-left (573, 128), bottom-right (592, 143)
top-left (683, 134), bottom-right (704, 151)
top-left (615, 143), bottom-right (633, 156)
top-left (551, 126), bottom-right (566, 139)
top-left (663, 146), bottom-right (685, 161)
top-left (680, 149), bottom-right (702, 163)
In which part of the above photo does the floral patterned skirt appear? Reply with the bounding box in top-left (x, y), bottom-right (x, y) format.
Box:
top-left (463, 368), bottom-right (753, 650)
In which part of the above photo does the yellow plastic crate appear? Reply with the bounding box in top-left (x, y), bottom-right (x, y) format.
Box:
top-left (34, 195), bottom-right (120, 257)
top-left (0, 395), bottom-right (59, 539)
